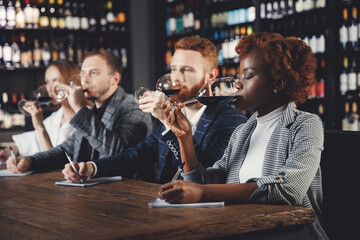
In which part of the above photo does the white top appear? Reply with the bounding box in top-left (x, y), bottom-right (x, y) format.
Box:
top-left (12, 107), bottom-right (76, 156)
top-left (239, 105), bottom-right (286, 183)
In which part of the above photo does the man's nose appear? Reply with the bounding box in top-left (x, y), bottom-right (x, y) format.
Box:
top-left (171, 72), bottom-right (183, 85)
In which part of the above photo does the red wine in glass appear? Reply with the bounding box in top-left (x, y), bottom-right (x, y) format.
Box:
top-left (162, 89), bottom-right (181, 97)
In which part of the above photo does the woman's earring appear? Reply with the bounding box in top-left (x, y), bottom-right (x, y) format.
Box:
top-left (273, 89), bottom-right (278, 93)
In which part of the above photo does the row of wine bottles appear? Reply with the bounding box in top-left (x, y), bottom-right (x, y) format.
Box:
top-left (260, 0), bottom-right (326, 20)
top-left (339, 56), bottom-right (360, 97)
top-left (339, 3), bottom-right (360, 52)
top-left (0, 92), bottom-right (26, 129)
top-left (342, 101), bottom-right (360, 131)
top-left (0, 33), bottom-right (128, 69)
top-left (165, 0), bottom-right (201, 36)
top-left (0, 0), bottom-right (126, 32)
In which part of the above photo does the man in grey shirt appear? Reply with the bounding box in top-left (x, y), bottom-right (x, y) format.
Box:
top-left (7, 50), bottom-right (152, 173)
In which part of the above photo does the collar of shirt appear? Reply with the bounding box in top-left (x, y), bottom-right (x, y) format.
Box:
top-left (91, 90), bottom-right (116, 118)
top-left (189, 105), bottom-right (207, 135)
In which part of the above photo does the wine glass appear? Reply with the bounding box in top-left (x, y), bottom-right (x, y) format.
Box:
top-left (52, 74), bottom-right (82, 102)
top-left (18, 84), bottom-right (53, 116)
top-left (134, 73), bottom-right (181, 104)
top-left (183, 76), bottom-right (239, 106)
top-left (155, 73), bottom-right (181, 98)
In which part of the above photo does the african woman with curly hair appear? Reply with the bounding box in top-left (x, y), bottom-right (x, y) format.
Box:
top-left (159, 32), bottom-right (328, 239)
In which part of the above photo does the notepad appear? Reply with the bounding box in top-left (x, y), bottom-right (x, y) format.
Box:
top-left (148, 197), bottom-right (225, 208)
top-left (55, 176), bottom-right (122, 188)
top-left (0, 169), bottom-right (34, 177)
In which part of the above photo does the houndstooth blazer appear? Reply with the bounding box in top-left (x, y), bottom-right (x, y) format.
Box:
top-left (183, 102), bottom-right (328, 240)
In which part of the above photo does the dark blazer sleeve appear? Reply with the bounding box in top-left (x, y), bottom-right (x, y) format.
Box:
top-left (30, 134), bottom-right (75, 172)
top-left (93, 126), bottom-right (163, 181)
top-left (69, 92), bottom-right (153, 157)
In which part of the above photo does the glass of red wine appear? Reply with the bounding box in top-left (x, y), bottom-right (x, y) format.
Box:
top-left (134, 73), bottom-right (181, 104)
top-left (18, 84), bottom-right (53, 116)
top-left (183, 76), bottom-right (239, 106)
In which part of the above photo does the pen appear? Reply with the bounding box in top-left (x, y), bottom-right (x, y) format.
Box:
top-left (64, 151), bottom-right (83, 183)
top-left (171, 162), bottom-right (185, 182)
top-left (9, 146), bottom-right (17, 166)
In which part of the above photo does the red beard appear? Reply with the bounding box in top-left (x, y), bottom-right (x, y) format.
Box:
top-left (170, 78), bottom-right (205, 103)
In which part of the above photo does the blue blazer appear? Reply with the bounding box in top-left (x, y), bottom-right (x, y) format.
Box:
top-left (94, 105), bottom-right (247, 183)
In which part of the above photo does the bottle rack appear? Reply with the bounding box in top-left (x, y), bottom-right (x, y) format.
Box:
top-left (0, 0), bottom-right (130, 131)
top-left (155, 0), bottom-right (358, 131)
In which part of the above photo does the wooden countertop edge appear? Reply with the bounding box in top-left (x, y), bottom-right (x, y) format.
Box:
top-left (73, 206), bottom-right (315, 240)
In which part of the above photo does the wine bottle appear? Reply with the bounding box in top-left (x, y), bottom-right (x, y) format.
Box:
top-left (39, 0), bottom-right (49, 28)
top-left (41, 36), bottom-right (51, 66)
top-left (3, 35), bottom-right (12, 69)
top-left (121, 48), bottom-right (127, 69)
top-left (6, 0), bottom-right (16, 29)
top-left (99, 3), bottom-right (107, 32)
top-left (24, 0), bottom-right (33, 28)
top-left (11, 35), bottom-right (21, 68)
top-left (75, 35), bottom-right (82, 67)
top-left (344, 102), bottom-right (359, 131)
top-left (349, 6), bottom-right (358, 50)
top-left (64, 0), bottom-right (72, 29)
top-left (57, 0), bottom-right (65, 29)
top-left (1, 92), bottom-right (12, 129)
top-left (0, 0), bottom-right (6, 28)
top-left (89, 5), bottom-right (97, 31)
top-left (71, 1), bottom-right (80, 30)
top-left (79, 1), bottom-right (88, 30)
top-left (340, 56), bottom-right (349, 96)
top-left (348, 57), bottom-right (357, 95)
top-left (106, 0), bottom-right (115, 31)
top-left (33, 38), bottom-right (42, 67)
top-left (51, 38), bottom-right (58, 61)
top-left (339, 7), bottom-right (349, 51)
top-left (67, 36), bottom-right (74, 62)
top-left (342, 102), bottom-right (350, 131)
top-left (49, 0), bottom-right (58, 29)
top-left (32, 0), bottom-right (40, 28)
top-left (20, 34), bottom-right (29, 68)
top-left (15, 0), bottom-right (25, 28)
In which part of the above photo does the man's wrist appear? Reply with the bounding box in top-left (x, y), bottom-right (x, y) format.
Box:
top-left (87, 161), bottom-right (97, 177)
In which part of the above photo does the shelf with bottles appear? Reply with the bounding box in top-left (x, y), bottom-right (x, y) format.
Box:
top-left (0, 31), bottom-right (129, 72)
top-left (259, 0), bottom-right (326, 22)
top-left (0, 0), bottom-right (128, 33)
top-left (207, 0), bottom-right (255, 30)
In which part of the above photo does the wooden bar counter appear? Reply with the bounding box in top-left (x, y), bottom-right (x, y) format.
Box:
top-left (0, 170), bottom-right (315, 240)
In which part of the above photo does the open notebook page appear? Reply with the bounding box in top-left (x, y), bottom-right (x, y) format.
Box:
top-left (0, 169), bottom-right (34, 177)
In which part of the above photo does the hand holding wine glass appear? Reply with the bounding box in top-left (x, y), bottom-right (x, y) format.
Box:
top-left (18, 84), bottom-right (52, 116)
top-left (51, 74), bottom-right (87, 112)
top-left (135, 73), bottom-right (181, 124)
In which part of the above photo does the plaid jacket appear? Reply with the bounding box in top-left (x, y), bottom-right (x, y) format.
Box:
top-left (183, 102), bottom-right (328, 240)
top-left (30, 87), bottom-right (153, 171)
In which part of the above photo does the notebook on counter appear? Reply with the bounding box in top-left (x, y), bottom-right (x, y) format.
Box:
top-left (148, 197), bottom-right (225, 208)
top-left (55, 176), bottom-right (122, 188)
top-left (0, 169), bottom-right (34, 177)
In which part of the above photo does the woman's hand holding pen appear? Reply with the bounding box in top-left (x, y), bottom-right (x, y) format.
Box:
top-left (6, 156), bottom-right (32, 174)
top-left (62, 162), bottom-right (93, 183)
top-left (158, 180), bottom-right (205, 204)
